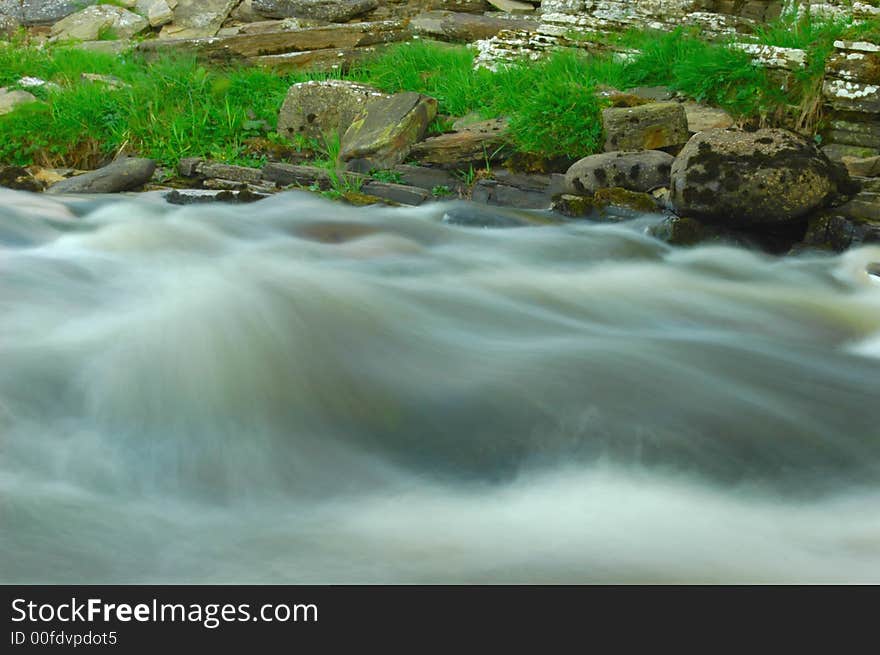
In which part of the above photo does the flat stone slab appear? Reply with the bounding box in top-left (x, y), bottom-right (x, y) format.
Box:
top-left (138, 20), bottom-right (411, 60)
top-left (46, 158), bottom-right (157, 194)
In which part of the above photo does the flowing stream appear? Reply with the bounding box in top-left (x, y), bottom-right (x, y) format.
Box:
top-left (2, 188), bottom-right (880, 583)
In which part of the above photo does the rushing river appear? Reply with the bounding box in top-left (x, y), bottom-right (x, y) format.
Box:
top-left (1, 188), bottom-right (880, 583)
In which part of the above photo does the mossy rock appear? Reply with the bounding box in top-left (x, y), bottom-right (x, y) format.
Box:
top-left (670, 128), bottom-right (847, 226)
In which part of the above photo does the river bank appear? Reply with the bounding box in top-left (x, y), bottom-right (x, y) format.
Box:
top-left (3, 2), bottom-right (880, 252)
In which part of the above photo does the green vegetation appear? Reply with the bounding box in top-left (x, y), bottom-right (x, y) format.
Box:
top-left (2, 7), bottom-right (880, 171)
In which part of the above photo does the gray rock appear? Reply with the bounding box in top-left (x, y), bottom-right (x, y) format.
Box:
top-left (160, 0), bottom-right (237, 39)
top-left (46, 158), bottom-right (157, 194)
top-left (252, 0), bottom-right (378, 22)
top-left (361, 181), bottom-right (431, 205)
top-left (411, 10), bottom-right (533, 42)
top-left (408, 118), bottom-right (509, 168)
top-left (822, 143), bottom-right (880, 162)
top-left (841, 155), bottom-right (880, 178)
top-left (2, 1), bottom-right (97, 26)
top-left (51, 5), bottom-right (149, 41)
top-left (602, 102), bottom-right (689, 152)
top-left (486, 0), bottom-right (534, 13)
top-left (0, 87), bottom-right (38, 115)
top-left (801, 212), bottom-right (880, 252)
top-left (340, 92), bottom-right (438, 170)
top-left (278, 80), bottom-right (388, 142)
top-left (623, 86), bottom-right (675, 102)
top-left (136, 0), bottom-right (174, 27)
top-left (670, 128), bottom-right (844, 226)
top-left (683, 102), bottom-right (735, 133)
top-left (565, 150), bottom-right (675, 195)
top-left (391, 165), bottom-right (460, 194)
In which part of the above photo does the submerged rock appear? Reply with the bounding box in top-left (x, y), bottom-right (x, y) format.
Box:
top-left (46, 158), bottom-right (157, 194)
top-left (564, 150), bottom-right (674, 195)
top-left (670, 128), bottom-right (848, 226)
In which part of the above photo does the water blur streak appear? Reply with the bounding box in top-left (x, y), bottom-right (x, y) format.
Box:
top-left (1, 189), bottom-right (880, 583)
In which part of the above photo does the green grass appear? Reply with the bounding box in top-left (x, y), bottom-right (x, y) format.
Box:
top-left (0, 41), bottom-right (320, 168)
top-left (3, 7), bottom-right (880, 170)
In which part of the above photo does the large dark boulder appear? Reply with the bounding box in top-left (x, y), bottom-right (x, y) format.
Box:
top-left (670, 128), bottom-right (850, 225)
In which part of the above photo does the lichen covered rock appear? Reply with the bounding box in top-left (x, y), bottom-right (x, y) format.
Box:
top-left (564, 150), bottom-right (674, 195)
top-left (340, 92), bottom-right (439, 170)
top-left (277, 80), bottom-right (389, 141)
top-left (670, 128), bottom-right (847, 225)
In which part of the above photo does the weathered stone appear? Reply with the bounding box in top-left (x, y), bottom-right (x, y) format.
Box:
top-left (801, 212), bottom-right (880, 251)
top-left (408, 118), bottom-right (509, 167)
top-left (391, 164), bottom-right (460, 192)
top-left (138, 20), bottom-right (410, 60)
top-left (136, 0), bottom-right (174, 27)
top-left (166, 189), bottom-right (268, 205)
top-left (0, 88), bottom-right (38, 115)
top-left (71, 39), bottom-right (131, 54)
top-left (486, 0), bottom-right (534, 13)
top-left (50, 5), bottom-right (148, 41)
top-left (670, 128), bottom-right (844, 225)
top-left (823, 143), bottom-right (880, 162)
top-left (411, 10), bottom-right (533, 42)
top-left (602, 102), bottom-right (689, 151)
top-left (731, 43), bottom-right (806, 70)
top-left (842, 155), bottom-right (880, 178)
top-left (361, 181), bottom-right (431, 205)
top-left (683, 102), bottom-right (735, 133)
top-left (835, 191), bottom-right (880, 223)
top-left (471, 171), bottom-right (560, 209)
top-left (424, 0), bottom-right (492, 12)
top-left (624, 86), bottom-right (674, 102)
top-left (823, 78), bottom-right (880, 113)
top-left (826, 49), bottom-right (880, 85)
top-left (278, 80), bottom-right (388, 141)
top-left (160, 0), bottom-right (237, 39)
top-left (178, 160), bottom-right (264, 183)
top-left (254, 45), bottom-right (389, 73)
top-left (231, 0), bottom-right (263, 22)
top-left (46, 158), bottom-right (157, 194)
top-left (252, 0), bottom-right (378, 22)
top-left (552, 193), bottom-right (597, 218)
top-left (648, 214), bottom-right (744, 247)
top-left (565, 150), bottom-right (675, 195)
top-left (824, 118), bottom-right (880, 150)
top-left (4, 1), bottom-right (98, 26)
top-left (340, 92), bottom-right (438, 170)
top-left (260, 163), bottom-right (371, 189)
